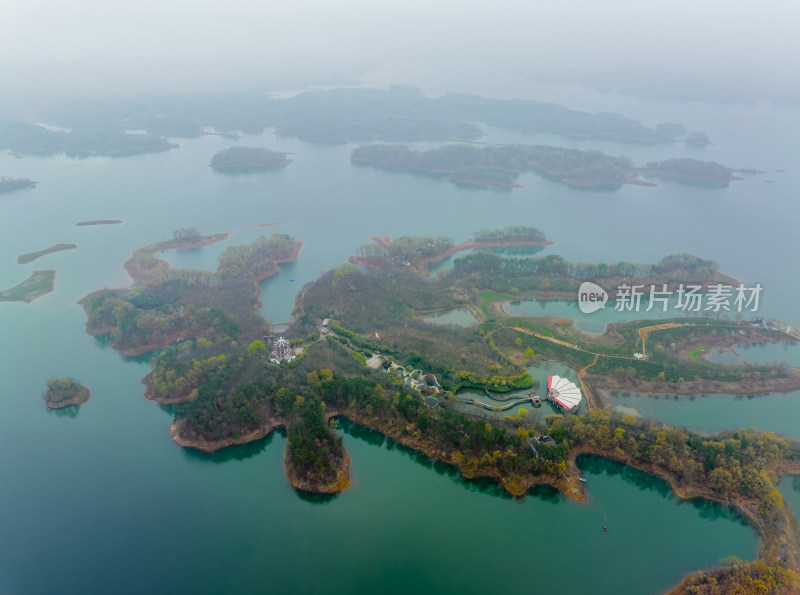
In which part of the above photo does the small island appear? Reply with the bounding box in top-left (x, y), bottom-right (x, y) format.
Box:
top-left (76, 219), bottom-right (122, 227)
top-left (0, 270), bottom-right (55, 302)
top-left (43, 377), bottom-right (90, 408)
top-left (210, 147), bottom-right (291, 171)
top-left (0, 176), bottom-right (37, 193)
top-left (351, 143), bottom-right (748, 189)
top-left (17, 243), bottom-right (77, 264)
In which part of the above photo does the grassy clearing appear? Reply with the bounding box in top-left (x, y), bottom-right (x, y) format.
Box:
top-left (480, 291), bottom-right (512, 317)
top-left (689, 346), bottom-right (707, 362)
top-left (0, 270), bottom-right (56, 302)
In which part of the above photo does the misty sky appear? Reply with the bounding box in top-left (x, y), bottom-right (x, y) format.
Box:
top-left (1, 0), bottom-right (798, 100)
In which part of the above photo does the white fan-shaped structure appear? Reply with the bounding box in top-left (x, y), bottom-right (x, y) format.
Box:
top-left (547, 375), bottom-right (582, 413)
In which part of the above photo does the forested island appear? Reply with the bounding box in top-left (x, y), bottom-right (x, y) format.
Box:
top-left (76, 226), bottom-right (800, 591)
top-left (0, 270), bottom-right (55, 302)
top-left (0, 122), bottom-right (176, 158)
top-left (12, 86), bottom-right (709, 147)
top-left (210, 147), bottom-right (291, 171)
top-left (351, 143), bottom-right (744, 189)
top-left (17, 243), bottom-right (77, 264)
top-left (0, 176), bottom-right (37, 193)
top-left (43, 377), bottom-right (90, 408)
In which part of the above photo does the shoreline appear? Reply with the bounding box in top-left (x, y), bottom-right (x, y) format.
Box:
top-left (123, 232), bottom-right (230, 285)
top-left (349, 237), bottom-right (553, 273)
top-left (82, 235), bottom-right (303, 368)
top-left (170, 417), bottom-right (351, 494)
top-left (170, 419), bottom-right (284, 453)
top-left (284, 446), bottom-right (352, 494)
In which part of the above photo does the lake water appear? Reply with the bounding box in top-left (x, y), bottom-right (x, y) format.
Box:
top-left (421, 307), bottom-right (478, 327)
top-left (1, 83), bottom-right (798, 592)
top-left (454, 361), bottom-right (582, 421)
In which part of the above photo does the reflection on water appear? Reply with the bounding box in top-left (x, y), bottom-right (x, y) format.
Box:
top-left (339, 418), bottom-right (512, 499)
top-left (181, 427), bottom-right (280, 463)
top-left (733, 341), bottom-right (800, 367)
top-left (579, 455), bottom-right (749, 525)
top-left (608, 390), bottom-right (800, 439)
top-left (46, 404), bottom-right (81, 418)
top-left (427, 244), bottom-right (546, 275)
top-left (705, 347), bottom-right (742, 366)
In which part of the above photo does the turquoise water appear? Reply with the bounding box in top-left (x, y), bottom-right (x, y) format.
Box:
top-left (609, 390), bottom-right (800, 439)
top-left (733, 341), bottom-right (800, 367)
top-left (2, 87), bottom-right (799, 592)
top-left (705, 347), bottom-right (743, 366)
top-left (504, 295), bottom-right (734, 326)
top-left (705, 342), bottom-right (800, 367)
top-left (779, 475), bottom-right (800, 525)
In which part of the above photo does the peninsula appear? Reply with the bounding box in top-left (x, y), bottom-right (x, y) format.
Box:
top-left (81, 228), bottom-right (302, 356)
top-left (78, 226), bottom-right (800, 591)
top-left (43, 377), bottom-right (90, 408)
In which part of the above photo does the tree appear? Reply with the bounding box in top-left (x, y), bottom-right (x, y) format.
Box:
top-left (247, 340), bottom-right (266, 357)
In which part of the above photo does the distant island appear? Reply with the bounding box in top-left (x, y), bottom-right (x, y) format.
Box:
top-left (0, 177), bottom-right (37, 193)
top-left (210, 147), bottom-right (291, 171)
top-left (0, 270), bottom-right (55, 302)
top-left (269, 87), bottom-right (707, 145)
top-left (0, 122), bottom-right (176, 158)
top-left (351, 143), bottom-right (745, 189)
top-left (16, 86), bottom-right (710, 147)
top-left (43, 377), bottom-right (90, 409)
top-left (17, 243), bottom-right (77, 264)
top-left (643, 158), bottom-right (740, 188)
top-left (76, 219), bottom-right (122, 226)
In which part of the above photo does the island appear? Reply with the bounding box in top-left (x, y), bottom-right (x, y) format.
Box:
top-left (0, 176), bottom-right (37, 193)
top-left (643, 158), bottom-right (740, 188)
top-left (0, 121), bottom-right (176, 158)
top-left (78, 225), bottom-right (800, 590)
top-left (351, 143), bottom-right (746, 189)
top-left (0, 270), bottom-right (55, 302)
top-left (12, 87), bottom-right (712, 150)
top-left (268, 87), bottom-right (708, 145)
top-left (210, 147), bottom-right (291, 171)
top-left (76, 219), bottom-right (122, 226)
top-left (43, 377), bottom-right (90, 408)
top-left (17, 243), bottom-right (77, 264)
